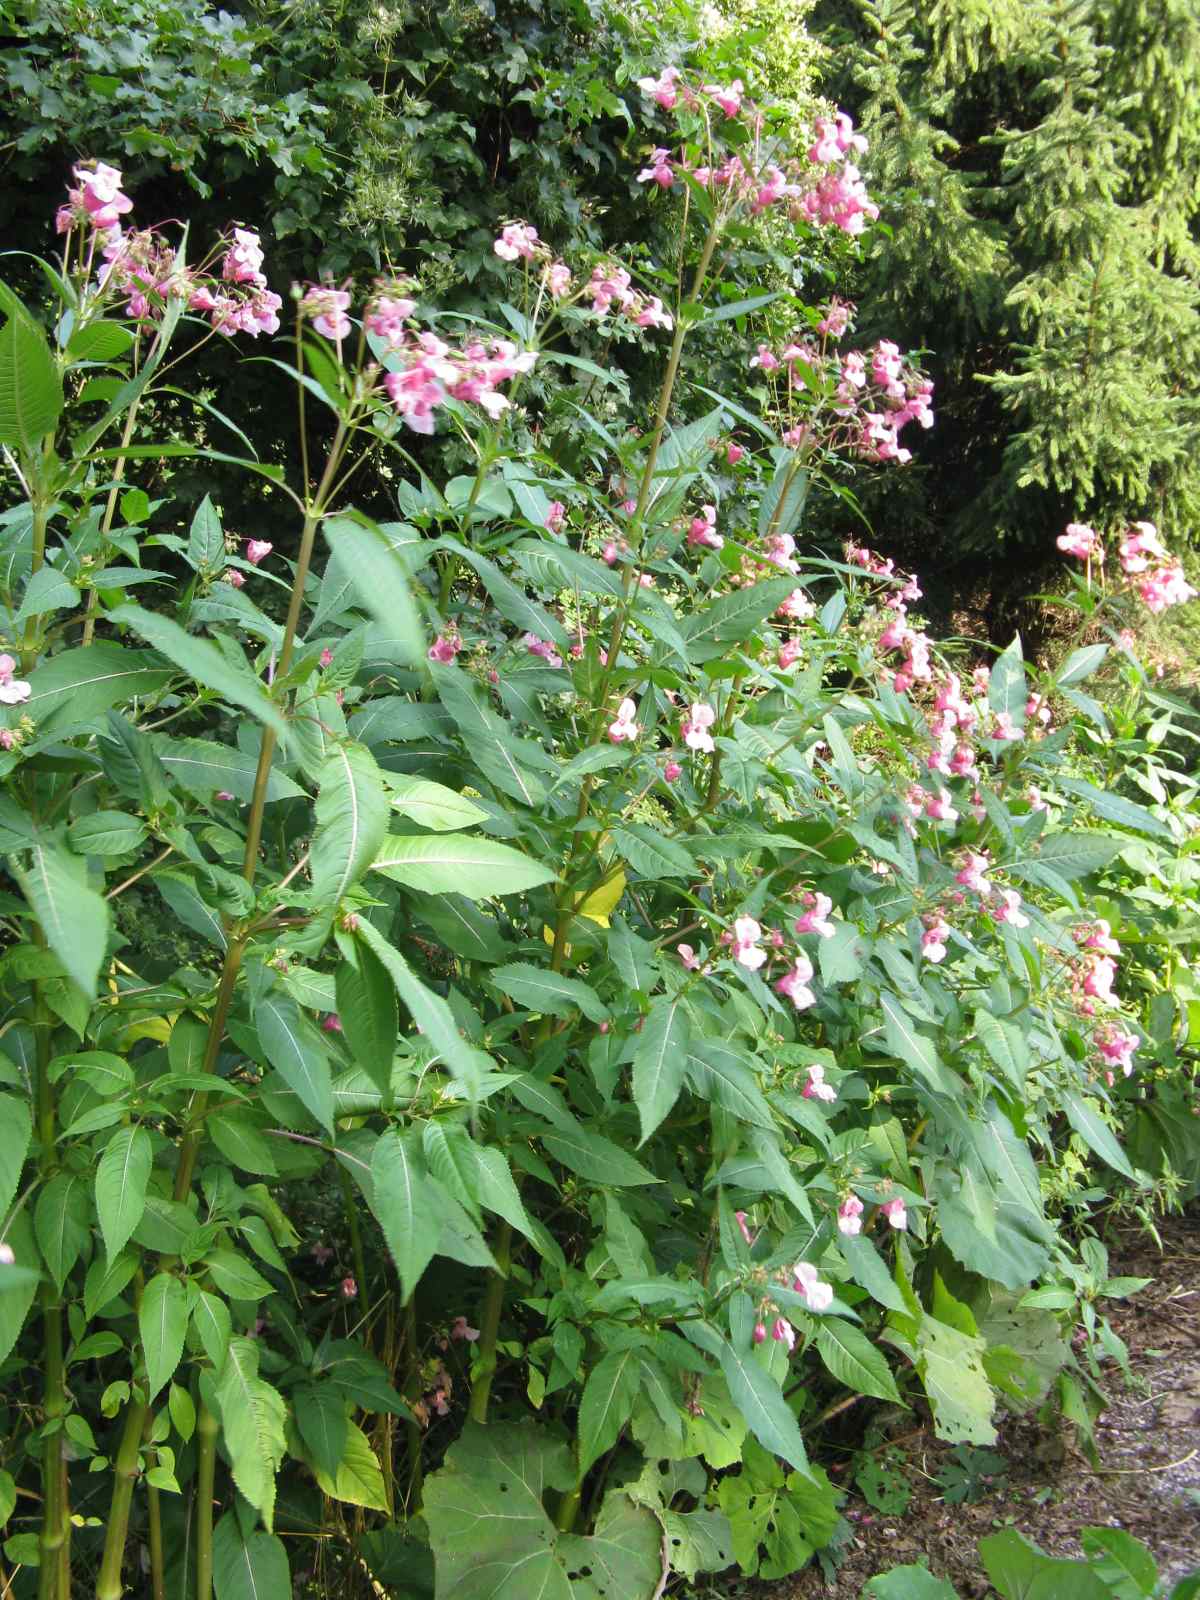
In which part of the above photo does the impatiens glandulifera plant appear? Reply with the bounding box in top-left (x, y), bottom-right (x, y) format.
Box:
top-left (0, 71), bottom-right (1194, 1600)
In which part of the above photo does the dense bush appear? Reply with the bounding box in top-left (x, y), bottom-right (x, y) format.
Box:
top-left (0, 59), bottom-right (1197, 1600)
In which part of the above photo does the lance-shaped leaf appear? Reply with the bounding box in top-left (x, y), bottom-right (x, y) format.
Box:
top-left (336, 945), bottom-right (398, 1097)
top-left (388, 775), bottom-right (489, 832)
top-left (815, 1320), bottom-right (900, 1403)
top-left (216, 1337), bottom-right (287, 1529)
top-left (357, 920), bottom-right (488, 1097)
top-left (107, 604), bottom-right (290, 742)
top-left (369, 834), bottom-right (555, 900)
top-left (11, 836), bottom-right (109, 997)
top-left (718, 1334), bottom-right (814, 1478)
top-left (0, 1093), bottom-right (33, 1223)
top-left (95, 1125), bottom-right (152, 1264)
top-left (253, 991), bottom-right (334, 1134)
top-left (24, 643), bottom-right (172, 727)
top-left (370, 1128), bottom-right (440, 1303)
top-left (309, 743), bottom-right (389, 909)
top-left (140, 1272), bottom-right (188, 1400)
top-left (311, 1419), bottom-right (388, 1510)
top-left (212, 1512), bottom-right (291, 1600)
top-left (578, 1347), bottom-right (641, 1477)
top-left (489, 962), bottom-right (607, 1023)
top-left (321, 514), bottom-right (423, 664)
top-left (439, 536), bottom-right (567, 647)
top-left (632, 995), bottom-right (690, 1143)
top-left (0, 302), bottom-right (63, 452)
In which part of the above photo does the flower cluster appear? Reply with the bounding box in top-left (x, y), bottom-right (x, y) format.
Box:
top-left (633, 71), bottom-right (878, 237)
top-left (380, 328), bottom-right (536, 435)
top-left (1057, 518), bottom-right (1197, 617)
top-left (490, 223), bottom-right (675, 332)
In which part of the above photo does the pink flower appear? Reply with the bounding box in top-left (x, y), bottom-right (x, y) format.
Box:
top-left (775, 956), bottom-right (816, 1010)
top-left (753, 1321), bottom-right (767, 1345)
top-left (602, 541), bottom-right (619, 565)
top-left (322, 1013), bottom-right (343, 1033)
top-left (663, 760), bottom-right (683, 783)
top-left (450, 1315), bottom-right (480, 1342)
top-left (880, 1198), bottom-right (907, 1230)
top-left (765, 532), bottom-right (798, 573)
top-left (1094, 1023), bottom-right (1137, 1076)
top-left (731, 915), bottom-right (766, 971)
top-left (0, 653), bottom-right (31, 706)
top-left (636, 296), bottom-right (674, 330)
top-left (1077, 918), bottom-right (1120, 957)
top-left (494, 222), bottom-right (540, 261)
top-left (837, 1195), bottom-right (864, 1236)
top-left (1083, 954), bottom-right (1118, 1007)
top-left (734, 1210), bottom-right (754, 1245)
top-left (0, 1242), bottom-right (14, 1265)
top-left (1027, 785), bottom-right (1047, 811)
top-left (637, 66), bottom-right (681, 109)
top-left (223, 568), bottom-right (245, 589)
top-left (222, 227), bottom-right (266, 287)
top-left (777, 588), bottom-right (815, 621)
top-left (990, 710), bottom-right (1023, 742)
top-left (587, 264), bottom-right (635, 315)
top-left (778, 638), bottom-right (803, 670)
top-left (1057, 523), bottom-right (1100, 561)
top-left (923, 788), bottom-right (958, 825)
top-left (956, 852), bottom-right (992, 897)
top-left (544, 501), bottom-right (566, 534)
top-left (1139, 559), bottom-right (1197, 614)
top-left (687, 504), bottom-right (723, 550)
top-left (428, 632), bottom-right (462, 665)
top-left (792, 1261), bottom-right (833, 1312)
top-left (245, 539), bottom-right (272, 565)
top-left (750, 343), bottom-right (780, 372)
top-left (545, 261), bottom-right (572, 299)
top-left (703, 79), bottom-right (744, 118)
top-left (637, 148), bottom-right (675, 188)
top-left (770, 1316), bottom-right (796, 1351)
top-left (921, 917), bottom-right (950, 963)
top-left (991, 889), bottom-right (1029, 929)
top-left (1119, 521), bottom-right (1167, 574)
top-left (794, 892), bottom-right (835, 939)
top-left (681, 702), bottom-right (717, 753)
top-left (365, 292), bottom-right (416, 347)
top-left (726, 442), bottom-right (745, 465)
top-left (523, 634), bottom-right (564, 669)
top-left (215, 791), bottom-right (235, 802)
top-left (301, 286), bottom-right (353, 341)
top-left (677, 943), bottom-right (701, 971)
top-left (802, 1063), bottom-right (837, 1102)
top-left (340, 1276), bottom-right (358, 1299)
top-left (608, 698), bottom-right (639, 744)
top-left (319, 647), bottom-right (334, 668)
top-left (75, 162), bottom-right (134, 229)
top-left (817, 298), bottom-right (853, 337)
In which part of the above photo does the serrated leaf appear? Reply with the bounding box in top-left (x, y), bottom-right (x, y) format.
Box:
top-left (24, 642), bottom-right (171, 726)
top-left (11, 837), bottom-right (109, 997)
top-left (211, 1511), bottom-right (290, 1600)
top-left (336, 945), bottom-right (398, 1097)
top-left (578, 1348), bottom-right (641, 1476)
top-left (490, 962), bottom-right (607, 1022)
top-left (0, 303), bottom-right (63, 451)
top-left (542, 1125), bottom-right (659, 1187)
top-left (370, 1128), bottom-right (439, 1302)
top-left (309, 743), bottom-right (389, 909)
top-left (717, 1336), bottom-right (812, 1477)
top-left (312, 1418), bottom-right (388, 1510)
top-left (815, 1320), bottom-right (900, 1402)
top-left (254, 992), bottom-right (333, 1133)
top-left (216, 1337), bottom-right (286, 1529)
top-left (357, 920), bottom-right (487, 1097)
top-left (1063, 1094), bottom-right (1135, 1179)
top-left (0, 1092), bottom-right (32, 1224)
top-left (140, 1273), bottom-right (188, 1399)
top-left (95, 1125), bottom-right (152, 1263)
top-left (320, 514), bottom-right (423, 664)
top-left (34, 1171), bottom-right (89, 1290)
top-left (370, 834), bottom-right (555, 899)
top-left (187, 496), bottom-right (225, 571)
top-left (632, 996), bottom-right (690, 1143)
top-left (388, 775), bottom-right (489, 831)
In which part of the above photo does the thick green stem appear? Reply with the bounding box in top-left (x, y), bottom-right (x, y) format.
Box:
top-left (95, 1397), bottom-right (147, 1600)
top-left (34, 992), bottom-right (67, 1600)
top-left (467, 1222), bottom-right (513, 1424)
top-left (194, 1405), bottom-right (218, 1600)
top-left (555, 1485), bottom-right (583, 1533)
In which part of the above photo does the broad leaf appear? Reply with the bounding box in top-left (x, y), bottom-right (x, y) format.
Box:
top-left (212, 1511), bottom-right (290, 1600)
top-left (95, 1125), bottom-right (152, 1263)
top-left (357, 920), bottom-right (488, 1097)
top-left (370, 1128), bottom-right (440, 1302)
top-left (0, 303), bottom-right (63, 451)
top-left (321, 514), bottom-right (423, 664)
top-left (370, 835), bottom-right (555, 899)
top-left (11, 837), bottom-right (109, 997)
top-left (309, 743), bottom-right (389, 908)
top-left (490, 962), bottom-right (607, 1022)
top-left (254, 992), bottom-right (334, 1134)
top-left (578, 1348), bottom-right (641, 1476)
top-left (717, 1336), bottom-right (813, 1477)
top-left (815, 1320), bottom-right (900, 1403)
top-left (140, 1272), bottom-right (188, 1399)
top-left (216, 1337), bottom-right (287, 1528)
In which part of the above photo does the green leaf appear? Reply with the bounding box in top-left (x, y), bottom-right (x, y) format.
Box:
top-left (490, 962), bottom-right (607, 1022)
top-left (610, 824), bottom-right (695, 880)
top-left (974, 1010), bottom-right (1028, 1092)
top-left (336, 946), bottom-right (398, 1098)
top-left (979, 1529), bottom-right (1110, 1600)
top-left (67, 811), bottom-right (148, 857)
top-left (911, 1314), bottom-right (997, 1446)
top-left (1056, 644), bottom-right (1108, 687)
top-left (95, 1125), bottom-right (152, 1263)
top-left (191, 1290), bottom-right (232, 1370)
top-left (862, 1566), bottom-right (961, 1599)
top-left (757, 453), bottom-right (808, 543)
top-left (292, 1382), bottom-right (348, 1480)
top-left (11, 837), bottom-right (109, 997)
top-left (388, 775), bottom-right (489, 832)
top-left (312, 1417), bottom-right (388, 1510)
top-left (357, 920), bottom-right (487, 1097)
top-left (0, 1092), bottom-right (32, 1225)
top-left (815, 1320), bottom-right (900, 1403)
top-left (632, 996), bottom-right (690, 1143)
top-left (254, 992), bottom-right (333, 1134)
top-left (158, 736), bottom-right (304, 803)
top-left (0, 302), bottom-right (63, 451)
top-left (309, 743), bottom-right (389, 908)
top-left (1064, 1094), bottom-right (1136, 1179)
top-left (718, 1336), bottom-right (812, 1477)
top-left (1079, 1527), bottom-right (1158, 1599)
top-left (140, 1273), bottom-right (188, 1400)
top-left (441, 536), bottom-right (567, 647)
top-left (106, 605), bottom-right (290, 743)
top-left (24, 643), bottom-right (171, 726)
top-left (1054, 776), bottom-right (1175, 842)
top-left (187, 496), bottom-right (226, 571)
top-left (680, 577), bottom-right (798, 661)
top-left (15, 564), bottom-right (77, 624)
top-left (685, 1041), bottom-right (776, 1129)
top-left (370, 1128), bottom-right (439, 1302)
top-left (542, 1126), bottom-right (659, 1187)
top-left (370, 834), bottom-right (555, 899)
top-left (212, 1513), bottom-right (290, 1600)
top-left (320, 514), bottom-right (423, 664)
top-left (206, 1249), bottom-right (273, 1301)
top-left (0, 1212), bottom-right (39, 1365)
top-left (880, 994), bottom-right (958, 1097)
top-left (988, 637), bottom-right (1026, 724)
top-left (67, 319), bottom-right (134, 363)
top-left (578, 1348), bottom-right (641, 1477)
top-left (423, 1422), bottom-right (663, 1600)
top-left (215, 1338), bottom-right (287, 1529)
top-left (34, 1171), bottom-right (89, 1291)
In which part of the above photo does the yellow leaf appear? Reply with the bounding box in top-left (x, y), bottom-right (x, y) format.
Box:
top-left (573, 870), bottom-right (626, 928)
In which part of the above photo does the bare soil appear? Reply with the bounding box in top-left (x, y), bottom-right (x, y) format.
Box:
top-left (762, 1212), bottom-right (1200, 1598)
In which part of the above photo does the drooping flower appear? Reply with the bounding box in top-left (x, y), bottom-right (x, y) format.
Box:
top-left (301, 286), bottom-right (352, 341)
top-left (340, 1276), bottom-right (358, 1299)
top-left (921, 916), bottom-right (950, 963)
top-left (0, 654), bottom-right (32, 706)
top-left (794, 892), bottom-right (835, 938)
top-left (663, 760), bottom-right (683, 783)
top-left (991, 888), bottom-right (1029, 929)
top-left (450, 1315), bottom-right (480, 1341)
top-left (731, 915), bottom-right (766, 971)
top-left (637, 148), bottom-right (675, 189)
top-left (75, 162), bottom-right (134, 229)
top-left (687, 505), bottom-right (723, 550)
top-left (1082, 954), bottom-right (1118, 1007)
top-left (427, 632), bottom-right (462, 665)
top-left (1119, 521), bottom-right (1167, 575)
top-left (879, 1197), bottom-right (907, 1230)
top-left (608, 697), bottom-right (639, 744)
top-left (1057, 523), bottom-right (1101, 561)
top-left (677, 943), bottom-right (702, 971)
top-left (681, 702), bottom-right (717, 753)
top-left (322, 1013), bottom-right (343, 1033)
top-left (837, 1195), bottom-right (864, 1236)
top-left (544, 501), bottom-right (566, 534)
top-left (636, 66), bottom-right (681, 109)
top-left (955, 851), bottom-right (992, 897)
top-left (802, 1063), bottom-right (837, 1102)
top-left (792, 1261), bottom-right (833, 1312)
top-left (1094, 1023), bottom-right (1137, 1077)
top-left (703, 78), bottom-right (744, 118)
top-left (770, 1316), bottom-right (796, 1351)
top-left (223, 568), bottom-right (245, 589)
top-left (245, 539), bottom-right (272, 565)
top-left (775, 956), bottom-right (816, 1010)
top-left (493, 222), bottom-right (540, 262)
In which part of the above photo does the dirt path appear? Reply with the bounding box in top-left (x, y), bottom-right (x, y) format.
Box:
top-left (768, 1213), bottom-right (1200, 1598)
